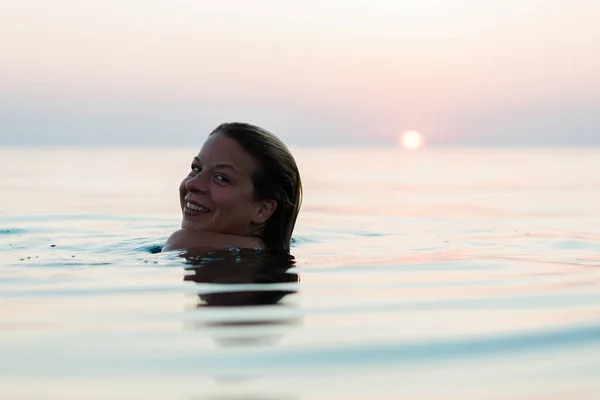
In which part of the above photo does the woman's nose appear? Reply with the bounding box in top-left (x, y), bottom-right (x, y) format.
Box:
top-left (185, 171), bottom-right (209, 193)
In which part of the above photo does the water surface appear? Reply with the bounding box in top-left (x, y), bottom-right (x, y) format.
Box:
top-left (1, 147), bottom-right (600, 399)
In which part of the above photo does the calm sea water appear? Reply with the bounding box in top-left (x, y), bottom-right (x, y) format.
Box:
top-left (1, 147), bottom-right (600, 399)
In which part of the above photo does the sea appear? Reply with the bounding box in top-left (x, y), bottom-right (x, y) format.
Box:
top-left (1, 146), bottom-right (600, 399)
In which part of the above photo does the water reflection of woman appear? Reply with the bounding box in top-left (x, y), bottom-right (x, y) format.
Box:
top-left (183, 249), bottom-right (300, 347)
top-left (183, 249), bottom-right (299, 307)
top-left (163, 122), bottom-right (302, 252)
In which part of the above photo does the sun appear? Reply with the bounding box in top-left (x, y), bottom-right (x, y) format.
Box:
top-left (399, 130), bottom-right (424, 150)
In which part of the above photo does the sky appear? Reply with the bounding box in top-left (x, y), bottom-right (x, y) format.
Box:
top-left (1, 0), bottom-right (599, 147)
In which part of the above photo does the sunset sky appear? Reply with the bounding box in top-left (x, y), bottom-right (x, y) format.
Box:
top-left (1, 0), bottom-right (599, 146)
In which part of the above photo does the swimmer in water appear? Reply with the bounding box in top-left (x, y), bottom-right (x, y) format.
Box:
top-left (162, 122), bottom-right (302, 252)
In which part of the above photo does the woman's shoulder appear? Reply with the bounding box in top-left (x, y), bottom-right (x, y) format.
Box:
top-left (162, 229), bottom-right (264, 252)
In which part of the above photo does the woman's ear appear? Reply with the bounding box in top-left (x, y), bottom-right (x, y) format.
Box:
top-left (254, 200), bottom-right (277, 224)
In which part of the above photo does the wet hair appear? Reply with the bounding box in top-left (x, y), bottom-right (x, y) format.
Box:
top-left (209, 122), bottom-right (302, 251)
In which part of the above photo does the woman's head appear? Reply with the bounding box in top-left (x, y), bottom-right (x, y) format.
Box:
top-left (179, 122), bottom-right (302, 251)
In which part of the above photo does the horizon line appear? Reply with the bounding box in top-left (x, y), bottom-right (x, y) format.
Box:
top-left (1, 143), bottom-right (599, 150)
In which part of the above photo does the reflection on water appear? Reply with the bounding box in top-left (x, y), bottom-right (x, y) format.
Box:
top-left (182, 249), bottom-right (301, 347)
top-left (184, 249), bottom-right (298, 307)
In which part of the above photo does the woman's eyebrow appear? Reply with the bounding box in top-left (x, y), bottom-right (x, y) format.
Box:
top-left (194, 157), bottom-right (238, 173)
top-left (214, 163), bottom-right (238, 173)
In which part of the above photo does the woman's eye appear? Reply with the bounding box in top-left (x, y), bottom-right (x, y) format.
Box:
top-left (215, 174), bottom-right (229, 183)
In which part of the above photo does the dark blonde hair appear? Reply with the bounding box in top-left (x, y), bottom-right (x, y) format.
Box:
top-left (210, 122), bottom-right (302, 251)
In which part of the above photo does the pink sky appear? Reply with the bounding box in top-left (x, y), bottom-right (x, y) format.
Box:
top-left (1, 0), bottom-right (599, 146)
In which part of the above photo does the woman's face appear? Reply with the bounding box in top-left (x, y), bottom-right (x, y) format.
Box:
top-left (179, 133), bottom-right (270, 236)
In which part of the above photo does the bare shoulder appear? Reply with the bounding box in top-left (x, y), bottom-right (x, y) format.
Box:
top-left (162, 229), bottom-right (264, 252)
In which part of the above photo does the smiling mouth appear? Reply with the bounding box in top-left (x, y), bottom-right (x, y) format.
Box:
top-left (184, 201), bottom-right (211, 214)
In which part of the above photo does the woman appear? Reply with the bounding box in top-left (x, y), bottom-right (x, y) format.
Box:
top-left (163, 122), bottom-right (302, 252)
